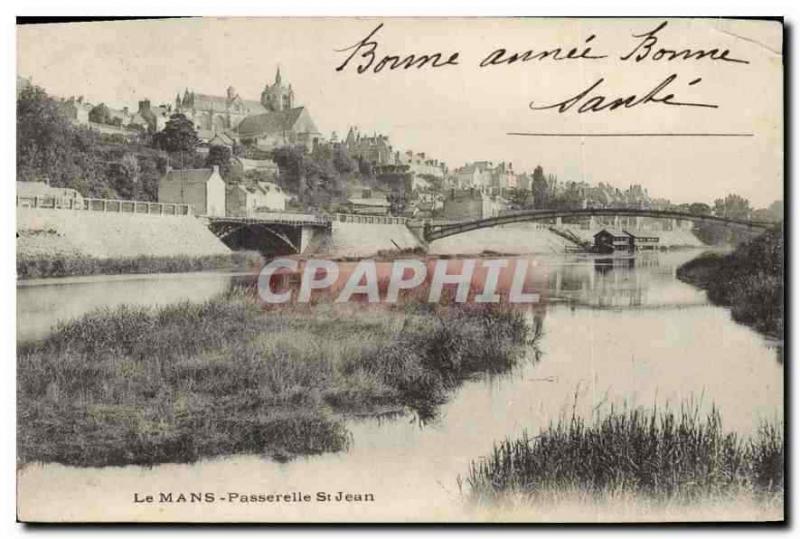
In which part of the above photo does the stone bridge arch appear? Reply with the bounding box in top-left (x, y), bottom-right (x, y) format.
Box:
top-left (208, 221), bottom-right (300, 255)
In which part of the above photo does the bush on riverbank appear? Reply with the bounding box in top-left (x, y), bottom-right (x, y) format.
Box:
top-left (465, 406), bottom-right (783, 507)
top-left (17, 251), bottom-right (264, 280)
top-left (676, 226), bottom-right (784, 338)
top-left (17, 291), bottom-right (533, 466)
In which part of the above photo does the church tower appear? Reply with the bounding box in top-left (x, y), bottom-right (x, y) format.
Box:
top-left (261, 66), bottom-right (295, 112)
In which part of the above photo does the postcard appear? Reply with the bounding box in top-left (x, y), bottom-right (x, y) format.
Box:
top-left (16, 16), bottom-right (784, 523)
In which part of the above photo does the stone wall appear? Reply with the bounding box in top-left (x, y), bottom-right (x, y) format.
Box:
top-left (323, 222), bottom-right (423, 258)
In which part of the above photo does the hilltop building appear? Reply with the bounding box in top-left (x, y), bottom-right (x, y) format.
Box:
top-left (344, 127), bottom-right (447, 179)
top-left (235, 107), bottom-right (320, 151)
top-left (226, 181), bottom-right (288, 217)
top-left (176, 85), bottom-right (265, 138)
top-left (173, 67), bottom-right (320, 148)
top-left (59, 98), bottom-right (93, 126)
top-left (396, 150), bottom-right (446, 180)
top-left (137, 100), bottom-right (172, 133)
top-left (345, 128), bottom-right (395, 165)
top-left (450, 161), bottom-right (518, 194)
top-left (231, 156), bottom-right (279, 176)
top-left (441, 188), bottom-right (506, 220)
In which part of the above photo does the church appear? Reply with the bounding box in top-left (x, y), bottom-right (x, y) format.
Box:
top-left (175, 67), bottom-right (321, 150)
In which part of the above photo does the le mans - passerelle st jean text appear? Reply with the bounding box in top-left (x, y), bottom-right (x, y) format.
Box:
top-left (134, 490), bottom-right (376, 504)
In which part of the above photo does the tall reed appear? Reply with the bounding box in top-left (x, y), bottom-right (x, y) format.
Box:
top-left (466, 405), bottom-right (783, 505)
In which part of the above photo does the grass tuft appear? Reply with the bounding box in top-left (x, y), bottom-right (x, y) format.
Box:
top-left (18, 291), bottom-right (534, 466)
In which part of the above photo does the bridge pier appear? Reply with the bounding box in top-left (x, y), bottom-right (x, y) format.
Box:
top-left (300, 226), bottom-right (312, 253)
top-left (406, 221), bottom-right (429, 246)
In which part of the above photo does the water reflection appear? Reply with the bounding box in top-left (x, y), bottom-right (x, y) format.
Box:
top-left (545, 251), bottom-right (709, 310)
top-left (17, 271), bottom-right (250, 343)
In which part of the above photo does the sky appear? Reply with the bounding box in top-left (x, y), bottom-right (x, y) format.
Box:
top-left (17, 17), bottom-right (784, 207)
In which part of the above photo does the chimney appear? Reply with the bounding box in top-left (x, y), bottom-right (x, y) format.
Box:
top-left (211, 165), bottom-right (220, 175)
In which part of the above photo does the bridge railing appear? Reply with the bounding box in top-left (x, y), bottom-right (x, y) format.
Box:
top-left (17, 195), bottom-right (192, 216)
top-left (333, 213), bottom-right (408, 225)
top-left (205, 212), bottom-right (412, 227)
top-left (210, 212), bottom-right (331, 226)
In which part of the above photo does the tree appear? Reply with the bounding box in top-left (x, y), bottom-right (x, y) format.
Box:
top-left (153, 113), bottom-right (199, 153)
top-left (552, 180), bottom-right (586, 210)
top-left (331, 145), bottom-right (356, 174)
top-left (205, 145), bottom-right (233, 177)
top-left (756, 200), bottom-right (784, 222)
top-left (137, 153), bottom-right (167, 201)
top-left (119, 153), bottom-right (141, 199)
top-left (358, 158), bottom-right (374, 177)
top-left (17, 85), bottom-right (115, 197)
top-left (89, 103), bottom-right (111, 124)
top-left (688, 202), bottom-right (711, 216)
top-left (509, 188), bottom-right (531, 208)
top-left (713, 194), bottom-right (752, 220)
top-left (271, 145), bottom-right (307, 193)
top-left (531, 165), bottom-right (549, 209)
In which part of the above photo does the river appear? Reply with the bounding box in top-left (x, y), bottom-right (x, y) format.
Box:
top-left (16, 250), bottom-right (783, 522)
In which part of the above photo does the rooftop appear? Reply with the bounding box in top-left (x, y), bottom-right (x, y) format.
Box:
top-left (235, 107), bottom-right (306, 138)
top-left (348, 198), bottom-right (391, 207)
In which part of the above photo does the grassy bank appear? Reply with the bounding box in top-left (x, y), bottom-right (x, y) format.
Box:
top-left (465, 406), bottom-right (783, 508)
top-left (676, 226), bottom-right (784, 338)
top-left (18, 291), bottom-right (533, 466)
top-left (17, 251), bottom-right (264, 280)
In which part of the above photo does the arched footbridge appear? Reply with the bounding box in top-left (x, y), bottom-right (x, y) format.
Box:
top-left (423, 208), bottom-right (777, 242)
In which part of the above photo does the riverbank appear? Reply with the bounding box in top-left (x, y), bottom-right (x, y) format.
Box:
top-left (18, 291), bottom-right (533, 466)
top-left (676, 226), bottom-right (784, 338)
top-left (17, 251), bottom-right (263, 280)
top-left (465, 406), bottom-right (783, 513)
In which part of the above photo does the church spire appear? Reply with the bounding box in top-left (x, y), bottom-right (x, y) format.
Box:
top-left (275, 66), bottom-right (282, 85)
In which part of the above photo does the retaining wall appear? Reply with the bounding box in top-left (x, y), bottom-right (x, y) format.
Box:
top-left (17, 208), bottom-right (231, 260)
